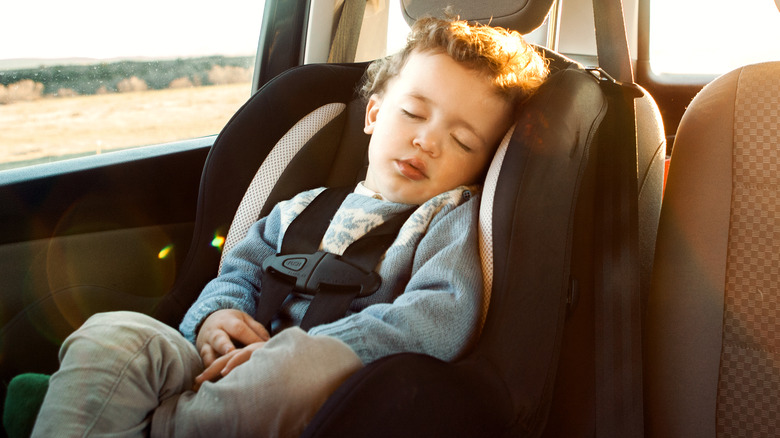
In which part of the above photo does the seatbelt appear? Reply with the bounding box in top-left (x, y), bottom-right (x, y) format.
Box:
top-left (590, 0), bottom-right (644, 434)
top-left (592, 0), bottom-right (634, 83)
top-left (255, 187), bottom-right (414, 331)
top-left (328, 0), bottom-right (367, 63)
top-left (591, 71), bottom-right (643, 437)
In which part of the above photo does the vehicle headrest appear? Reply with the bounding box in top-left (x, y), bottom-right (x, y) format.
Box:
top-left (401, 0), bottom-right (555, 34)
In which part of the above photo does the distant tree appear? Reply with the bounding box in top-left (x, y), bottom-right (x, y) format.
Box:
top-left (0, 79), bottom-right (44, 103)
top-left (116, 76), bottom-right (148, 93)
top-left (0, 56), bottom-right (254, 100)
top-left (55, 88), bottom-right (79, 98)
top-left (207, 65), bottom-right (251, 85)
top-left (168, 77), bottom-right (195, 89)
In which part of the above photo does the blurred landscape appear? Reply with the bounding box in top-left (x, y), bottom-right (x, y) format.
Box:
top-left (0, 56), bottom-right (254, 169)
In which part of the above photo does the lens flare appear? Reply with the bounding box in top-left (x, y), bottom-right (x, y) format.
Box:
top-left (211, 233), bottom-right (226, 251)
top-left (158, 244), bottom-right (174, 259)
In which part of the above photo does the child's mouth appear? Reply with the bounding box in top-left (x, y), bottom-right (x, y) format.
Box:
top-left (395, 158), bottom-right (427, 181)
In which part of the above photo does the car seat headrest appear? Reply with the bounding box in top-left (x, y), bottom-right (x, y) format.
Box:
top-left (401, 0), bottom-right (555, 34)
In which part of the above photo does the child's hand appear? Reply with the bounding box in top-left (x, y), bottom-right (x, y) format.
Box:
top-left (196, 309), bottom-right (269, 368)
top-left (192, 341), bottom-right (266, 391)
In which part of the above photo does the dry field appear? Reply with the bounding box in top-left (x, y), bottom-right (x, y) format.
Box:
top-left (0, 83), bottom-right (252, 168)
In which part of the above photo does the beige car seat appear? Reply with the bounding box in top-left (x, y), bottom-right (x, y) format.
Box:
top-left (644, 61), bottom-right (780, 436)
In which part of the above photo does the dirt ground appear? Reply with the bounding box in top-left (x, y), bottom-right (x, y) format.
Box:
top-left (0, 83), bottom-right (252, 168)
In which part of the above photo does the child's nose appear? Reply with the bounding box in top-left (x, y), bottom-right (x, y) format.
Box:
top-left (413, 129), bottom-right (441, 157)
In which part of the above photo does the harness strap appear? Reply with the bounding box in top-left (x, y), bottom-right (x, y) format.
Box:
top-left (256, 187), bottom-right (414, 331)
top-left (281, 187), bottom-right (352, 254)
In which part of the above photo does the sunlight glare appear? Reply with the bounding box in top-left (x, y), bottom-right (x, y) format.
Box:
top-left (158, 244), bottom-right (174, 260)
top-left (650, 0), bottom-right (780, 75)
top-left (0, 0), bottom-right (264, 62)
top-left (211, 233), bottom-right (226, 251)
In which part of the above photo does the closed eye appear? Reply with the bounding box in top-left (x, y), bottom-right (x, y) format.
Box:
top-left (452, 135), bottom-right (473, 152)
top-left (401, 109), bottom-right (423, 120)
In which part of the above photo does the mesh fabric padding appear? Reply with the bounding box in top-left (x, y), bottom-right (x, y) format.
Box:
top-left (220, 103), bottom-right (346, 271)
top-left (716, 62), bottom-right (780, 437)
top-left (479, 125), bottom-right (514, 327)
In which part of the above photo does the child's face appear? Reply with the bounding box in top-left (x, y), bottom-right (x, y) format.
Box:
top-left (363, 50), bottom-right (513, 205)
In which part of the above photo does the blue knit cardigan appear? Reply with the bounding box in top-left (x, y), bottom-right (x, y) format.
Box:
top-left (180, 186), bottom-right (485, 364)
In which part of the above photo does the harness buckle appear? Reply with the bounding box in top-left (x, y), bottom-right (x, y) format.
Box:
top-left (262, 250), bottom-right (381, 297)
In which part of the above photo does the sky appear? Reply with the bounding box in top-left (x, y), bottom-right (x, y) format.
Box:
top-left (649, 0), bottom-right (780, 74)
top-left (2, 0), bottom-right (779, 75)
top-left (1, 0), bottom-right (265, 61)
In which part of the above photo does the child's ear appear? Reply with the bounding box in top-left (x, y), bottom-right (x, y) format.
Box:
top-left (364, 94), bottom-right (381, 134)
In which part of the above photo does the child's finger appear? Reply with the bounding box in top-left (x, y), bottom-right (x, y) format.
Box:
top-left (193, 365), bottom-right (220, 391)
top-left (209, 329), bottom-right (236, 356)
top-left (243, 315), bottom-right (270, 341)
top-left (199, 343), bottom-right (218, 367)
top-left (221, 349), bottom-right (251, 377)
top-left (224, 317), bottom-right (266, 347)
top-left (222, 342), bottom-right (266, 376)
top-left (194, 352), bottom-right (233, 391)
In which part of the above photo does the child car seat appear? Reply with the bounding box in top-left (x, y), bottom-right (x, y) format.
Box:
top-left (301, 1), bottom-right (665, 436)
top-left (297, 64), bottom-right (665, 438)
top-left (158, 57), bottom-right (600, 437)
top-left (148, 0), bottom-right (665, 435)
top-left (151, 4), bottom-right (664, 437)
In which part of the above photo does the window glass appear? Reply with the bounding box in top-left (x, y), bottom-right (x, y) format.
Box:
top-left (0, 0), bottom-right (264, 171)
top-left (650, 0), bottom-right (780, 75)
top-left (385, 1), bottom-right (412, 56)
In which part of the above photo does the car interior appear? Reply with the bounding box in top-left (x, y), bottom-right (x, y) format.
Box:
top-left (0, 0), bottom-right (778, 436)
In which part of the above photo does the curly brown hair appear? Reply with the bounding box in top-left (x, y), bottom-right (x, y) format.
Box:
top-left (361, 17), bottom-right (549, 106)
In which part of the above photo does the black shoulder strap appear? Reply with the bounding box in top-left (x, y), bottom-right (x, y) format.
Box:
top-left (256, 187), bottom-right (414, 331)
top-left (281, 186), bottom-right (352, 254)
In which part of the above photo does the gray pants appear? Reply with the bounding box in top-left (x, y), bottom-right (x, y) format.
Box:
top-left (32, 311), bottom-right (363, 437)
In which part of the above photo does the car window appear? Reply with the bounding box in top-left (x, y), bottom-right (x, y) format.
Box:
top-left (649, 0), bottom-right (780, 75)
top-left (0, 0), bottom-right (264, 171)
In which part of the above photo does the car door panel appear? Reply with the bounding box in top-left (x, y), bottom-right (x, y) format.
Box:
top-left (0, 140), bottom-right (209, 383)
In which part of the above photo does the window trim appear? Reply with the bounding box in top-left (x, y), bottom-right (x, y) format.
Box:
top-left (0, 136), bottom-right (214, 185)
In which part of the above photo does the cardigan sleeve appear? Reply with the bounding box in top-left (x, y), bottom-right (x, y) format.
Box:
top-left (308, 195), bottom-right (484, 364)
top-left (178, 207), bottom-right (282, 344)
